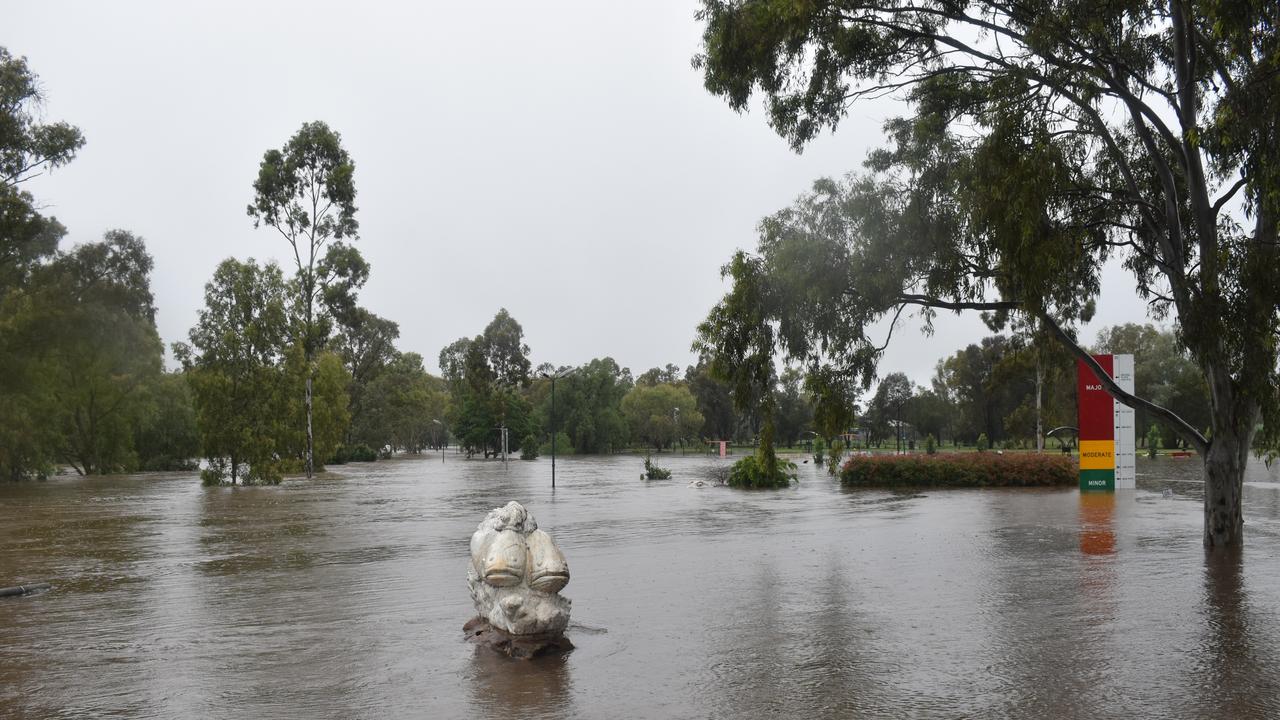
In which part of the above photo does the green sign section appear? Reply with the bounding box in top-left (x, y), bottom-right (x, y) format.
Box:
top-left (1080, 469), bottom-right (1116, 492)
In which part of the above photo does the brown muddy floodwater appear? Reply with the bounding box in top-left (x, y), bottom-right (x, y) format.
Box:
top-left (2, 453), bottom-right (1280, 719)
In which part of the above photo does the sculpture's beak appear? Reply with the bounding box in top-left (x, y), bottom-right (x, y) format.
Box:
top-left (481, 529), bottom-right (527, 587)
top-left (526, 529), bottom-right (570, 593)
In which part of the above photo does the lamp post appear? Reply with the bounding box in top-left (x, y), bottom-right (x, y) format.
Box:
top-left (540, 367), bottom-right (575, 489)
top-left (432, 419), bottom-right (445, 463)
top-left (673, 406), bottom-right (681, 455)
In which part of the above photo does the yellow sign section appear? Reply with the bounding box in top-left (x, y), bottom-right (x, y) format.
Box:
top-left (1079, 440), bottom-right (1115, 470)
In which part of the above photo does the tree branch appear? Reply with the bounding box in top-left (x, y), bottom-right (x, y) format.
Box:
top-left (1035, 309), bottom-right (1209, 453)
top-left (895, 294), bottom-right (1020, 312)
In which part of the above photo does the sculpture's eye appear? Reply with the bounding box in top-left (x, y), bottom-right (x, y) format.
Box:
top-left (526, 528), bottom-right (569, 593)
top-left (481, 530), bottom-right (527, 587)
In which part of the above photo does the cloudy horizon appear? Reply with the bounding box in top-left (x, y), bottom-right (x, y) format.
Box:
top-left (12, 0), bottom-right (1154, 391)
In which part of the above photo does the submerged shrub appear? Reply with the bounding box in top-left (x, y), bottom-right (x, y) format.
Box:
top-left (728, 455), bottom-right (797, 489)
top-left (521, 434), bottom-right (539, 460)
top-left (643, 455), bottom-right (671, 480)
top-left (827, 438), bottom-right (844, 475)
top-left (329, 444), bottom-right (378, 464)
top-left (840, 452), bottom-right (1074, 488)
top-left (812, 437), bottom-right (826, 467)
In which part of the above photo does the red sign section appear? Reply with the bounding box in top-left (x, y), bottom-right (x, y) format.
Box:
top-left (1077, 355), bottom-right (1114, 442)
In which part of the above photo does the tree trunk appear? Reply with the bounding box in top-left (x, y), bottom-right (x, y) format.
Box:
top-left (1200, 354), bottom-right (1260, 550)
top-left (1035, 354), bottom-right (1044, 452)
top-left (305, 374), bottom-right (314, 479)
top-left (1201, 371), bottom-right (1258, 550)
top-left (1203, 426), bottom-right (1250, 550)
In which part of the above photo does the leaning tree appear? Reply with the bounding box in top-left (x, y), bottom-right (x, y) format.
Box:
top-left (695, 0), bottom-right (1278, 548)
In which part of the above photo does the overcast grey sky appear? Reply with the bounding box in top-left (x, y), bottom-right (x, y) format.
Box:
top-left (12, 0), bottom-right (1149, 389)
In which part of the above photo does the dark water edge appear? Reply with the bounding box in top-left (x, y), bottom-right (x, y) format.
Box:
top-left (1, 453), bottom-right (1279, 719)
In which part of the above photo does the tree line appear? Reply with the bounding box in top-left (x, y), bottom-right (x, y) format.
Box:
top-left (0, 44), bottom-right (1227, 490)
top-left (870, 324), bottom-right (1210, 452)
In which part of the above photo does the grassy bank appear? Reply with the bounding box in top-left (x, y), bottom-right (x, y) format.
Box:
top-left (840, 452), bottom-right (1076, 488)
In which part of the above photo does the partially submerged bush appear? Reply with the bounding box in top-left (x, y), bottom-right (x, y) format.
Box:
top-left (827, 438), bottom-right (844, 475)
top-left (328, 444), bottom-right (378, 464)
top-left (976, 433), bottom-right (990, 452)
top-left (925, 434), bottom-right (937, 455)
top-left (521, 434), bottom-right (540, 460)
top-left (728, 455), bottom-right (797, 489)
top-left (642, 455), bottom-right (671, 480)
top-left (840, 452), bottom-right (1074, 488)
top-left (200, 457), bottom-right (283, 486)
top-left (812, 437), bottom-right (826, 467)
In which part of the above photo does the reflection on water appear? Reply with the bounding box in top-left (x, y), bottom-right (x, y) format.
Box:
top-left (1080, 491), bottom-right (1117, 556)
top-left (2, 455), bottom-right (1280, 718)
top-left (467, 648), bottom-right (573, 719)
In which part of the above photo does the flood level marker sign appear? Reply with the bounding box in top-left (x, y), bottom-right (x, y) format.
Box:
top-left (1076, 354), bottom-right (1135, 491)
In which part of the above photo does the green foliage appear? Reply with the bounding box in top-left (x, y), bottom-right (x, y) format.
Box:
top-left (925, 434), bottom-right (938, 455)
top-left (620, 383), bottom-right (704, 451)
top-left (355, 352), bottom-right (446, 453)
top-left (540, 431), bottom-right (574, 457)
top-left (0, 55), bottom-right (155, 481)
top-left (842, 453), bottom-right (1076, 488)
top-left (694, 0), bottom-right (1280, 546)
top-left (775, 367), bottom-right (813, 447)
top-left (1096, 324), bottom-right (1210, 450)
top-left (333, 307), bottom-right (400, 443)
top-left (329, 443), bottom-right (377, 464)
top-left (685, 358), bottom-right (736, 441)
top-left (441, 310), bottom-right (536, 458)
top-left (827, 438), bottom-right (844, 475)
top-left (642, 454), bottom-right (671, 480)
top-left (283, 349), bottom-right (351, 469)
top-left (636, 364), bottom-right (682, 387)
top-left (0, 231), bottom-right (163, 477)
top-left (176, 258), bottom-right (292, 485)
top-left (728, 454), bottom-right (796, 489)
top-left (480, 309), bottom-right (533, 387)
top-left (976, 434), bottom-right (990, 453)
top-left (531, 357), bottom-right (631, 454)
top-left (865, 373), bottom-right (913, 447)
top-left (1147, 425), bottom-right (1162, 459)
top-left (133, 371), bottom-right (200, 471)
top-left (812, 436), bottom-right (826, 466)
top-left (520, 434), bottom-right (539, 460)
top-left (248, 121), bottom-right (364, 477)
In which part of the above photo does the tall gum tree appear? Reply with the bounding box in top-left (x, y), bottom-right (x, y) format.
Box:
top-left (248, 121), bottom-right (362, 478)
top-left (695, 0), bottom-right (1279, 549)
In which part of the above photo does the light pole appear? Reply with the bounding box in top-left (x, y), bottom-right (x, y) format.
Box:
top-left (539, 367), bottom-right (575, 489)
top-left (673, 406), bottom-right (680, 455)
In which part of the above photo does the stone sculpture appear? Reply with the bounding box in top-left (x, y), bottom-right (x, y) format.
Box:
top-left (464, 501), bottom-right (573, 657)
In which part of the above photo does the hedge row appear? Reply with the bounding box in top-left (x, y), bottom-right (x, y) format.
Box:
top-left (840, 452), bottom-right (1075, 488)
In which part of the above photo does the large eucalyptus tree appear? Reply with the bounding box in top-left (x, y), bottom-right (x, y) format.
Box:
top-left (248, 122), bottom-right (365, 478)
top-left (695, 0), bottom-right (1278, 548)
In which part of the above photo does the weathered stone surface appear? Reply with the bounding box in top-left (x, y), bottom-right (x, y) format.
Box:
top-left (463, 616), bottom-right (574, 659)
top-left (467, 501), bottom-right (571, 637)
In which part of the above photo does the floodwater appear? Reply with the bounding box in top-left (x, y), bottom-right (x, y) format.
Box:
top-left (2, 453), bottom-right (1280, 719)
